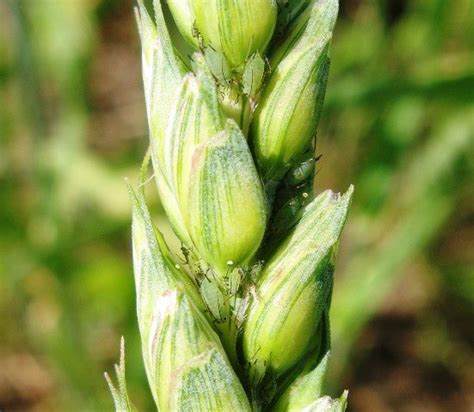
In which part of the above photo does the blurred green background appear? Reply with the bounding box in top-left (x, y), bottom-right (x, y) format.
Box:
top-left (0, 0), bottom-right (473, 410)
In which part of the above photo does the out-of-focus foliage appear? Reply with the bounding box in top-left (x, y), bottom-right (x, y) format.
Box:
top-left (1, 0), bottom-right (148, 410)
top-left (0, 0), bottom-right (472, 411)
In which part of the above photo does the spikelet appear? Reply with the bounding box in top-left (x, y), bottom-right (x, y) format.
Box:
top-left (108, 0), bottom-right (352, 410)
